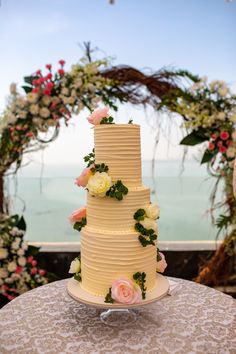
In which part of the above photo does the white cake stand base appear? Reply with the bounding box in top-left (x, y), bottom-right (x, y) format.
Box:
top-left (67, 274), bottom-right (169, 326)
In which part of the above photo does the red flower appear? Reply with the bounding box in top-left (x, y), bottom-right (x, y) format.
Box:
top-left (217, 141), bottom-right (223, 147)
top-left (27, 256), bottom-right (34, 263)
top-left (43, 88), bottom-right (51, 95)
top-left (46, 82), bottom-right (54, 90)
top-left (32, 260), bottom-right (37, 266)
top-left (30, 267), bottom-right (37, 275)
top-left (211, 134), bottom-right (218, 140)
top-left (46, 73), bottom-right (52, 80)
top-left (59, 59), bottom-right (65, 66)
top-left (46, 64), bottom-right (52, 70)
top-left (208, 142), bottom-right (215, 151)
top-left (58, 68), bottom-right (65, 76)
top-left (39, 77), bottom-right (45, 84)
top-left (32, 87), bottom-right (39, 93)
top-left (226, 140), bottom-right (233, 146)
top-left (220, 131), bottom-right (230, 140)
top-left (26, 132), bottom-right (34, 138)
top-left (50, 102), bottom-right (57, 109)
top-left (32, 79), bottom-right (39, 86)
top-left (219, 146), bottom-right (227, 154)
top-left (36, 69), bottom-right (41, 76)
top-left (15, 266), bottom-right (22, 274)
top-left (39, 269), bottom-right (46, 276)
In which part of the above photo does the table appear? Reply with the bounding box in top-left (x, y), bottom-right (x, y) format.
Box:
top-left (0, 278), bottom-right (235, 354)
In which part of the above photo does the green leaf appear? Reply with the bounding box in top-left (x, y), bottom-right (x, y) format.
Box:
top-left (74, 273), bottom-right (81, 282)
top-left (24, 75), bottom-right (35, 85)
top-left (104, 287), bottom-right (114, 303)
top-left (27, 245), bottom-right (40, 256)
top-left (22, 85), bottom-right (32, 94)
top-left (180, 131), bottom-right (208, 146)
top-left (17, 216), bottom-right (26, 231)
top-left (201, 150), bottom-right (214, 164)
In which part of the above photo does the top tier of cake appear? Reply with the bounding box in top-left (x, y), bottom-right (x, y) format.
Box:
top-left (94, 124), bottom-right (142, 187)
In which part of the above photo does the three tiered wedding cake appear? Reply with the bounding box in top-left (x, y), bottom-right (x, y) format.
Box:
top-left (68, 108), bottom-right (167, 305)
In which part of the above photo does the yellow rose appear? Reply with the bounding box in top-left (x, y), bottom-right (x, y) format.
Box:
top-left (87, 172), bottom-right (112, 197)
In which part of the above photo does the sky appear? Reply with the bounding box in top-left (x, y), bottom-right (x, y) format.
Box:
top-left (0, 0), bottom-right (235, 173)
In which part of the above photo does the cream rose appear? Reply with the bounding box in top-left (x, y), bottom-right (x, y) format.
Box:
top-left (140, 218), bottom-right (158, 233)
top-left (30, 104), bottom-right (39, 115)
top-left (226, 147), bottom-right (236, 159)
top-left (7, 261), bottom-right (17, 272)
top-left (69, 258), bottom-right (81, 274)
top-left (39, 107), bottom-right (50, 118)
top-left (42, 96), bottom-right (51, 106)
top-left (87, 172), bottom-right (112, 197)
top-left (18, 256), bottom-right (26, 267)
top-left (0, 248), bottom-right (8, 260)
top-left (10, 82), bottom-right (17, 95)
top-left (144, 203), bottom-right (160, 220)
top-left (0, 268), bottom-right (8, 278)
top-left (27, 92), bottom-right (38, 103)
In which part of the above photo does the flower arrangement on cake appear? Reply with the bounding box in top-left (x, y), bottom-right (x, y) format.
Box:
top-left (68, 107), bottom-right (168, 305)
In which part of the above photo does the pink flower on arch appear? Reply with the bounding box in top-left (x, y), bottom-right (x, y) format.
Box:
top-left (87, 107), bottom-right (110, 125)
top-left (111, 278), bottom-right (142, 304)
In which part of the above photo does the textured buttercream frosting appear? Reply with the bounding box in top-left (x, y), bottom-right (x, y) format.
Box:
top-left (81, 226), bottom-right (157, 296)
top-left (94, 124), bottom-right (142, 187)
top-left (81, 123), bottom-right (158, 298)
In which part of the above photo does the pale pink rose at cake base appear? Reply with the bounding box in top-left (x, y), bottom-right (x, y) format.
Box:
top-left (75, 167), bottom-right (94, 188)
top-left (87, 107), bottom-right (109, 125)
top-left (157, 252), bottom-right (167, 273)
top-left (69, 207), bottom-right (86, 224)
top-left (111, 278), bottom-right (142, 304)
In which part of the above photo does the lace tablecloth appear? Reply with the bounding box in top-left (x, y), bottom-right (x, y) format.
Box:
top-left (0, 278), bottom-right (235, 354)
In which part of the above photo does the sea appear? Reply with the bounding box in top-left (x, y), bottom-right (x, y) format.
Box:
top-left (8, 160), bottom-right (224, 243)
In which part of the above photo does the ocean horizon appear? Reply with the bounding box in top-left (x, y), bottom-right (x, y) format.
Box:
top-left (8, 160), bottom-right (223, 243)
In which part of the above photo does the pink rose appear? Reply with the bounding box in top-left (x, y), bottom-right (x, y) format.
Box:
top-left (69, 207), bottom-right (86, 224)
top-left (87, 107), bottom-right (109, 125)
top-left (75, 167), bottom-right (93, 188)
top-left (111, 278), bottom-right (142, 304)
top-left (157, 252), bottom-right (167, 273)
top-left (39, 269), bottom-right (46, 276)
top-left (30, 267), bottom-right (37, 275)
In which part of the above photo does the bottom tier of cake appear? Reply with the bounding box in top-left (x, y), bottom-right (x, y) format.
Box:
top-left (80, 226), bottom-right (157, 296)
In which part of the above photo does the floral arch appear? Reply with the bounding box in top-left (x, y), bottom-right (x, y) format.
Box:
top-left (0, 45), bottom-right (236, 300)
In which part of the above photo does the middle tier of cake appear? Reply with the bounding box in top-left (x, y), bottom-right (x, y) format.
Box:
top-left (86, 186), bottom-right (150, 231)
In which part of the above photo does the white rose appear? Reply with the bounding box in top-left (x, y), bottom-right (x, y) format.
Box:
top-left (69, 258), bottom-right (81, 274)
top-left (18, 256), bottom-right (26, 267)
top-left (27, 92), bottom-right (38, 103)
top-left (144, 203), bottom-right (160, 220)
top-left (61, 87), bottom-right (69, 96)
top-left (217, 112), bottom-right (225, 120)
top-left (140, 218), bottom-right (158, 233)
top-left (7, 261), bottom-right (17, 272)
top-left (7, 113), bottom-right (17, 124)
top-left (5, 277), bottom-right (14, 284)
top-left (42, 96), bottom-right (51, 106)
top-left (229, 114), bottom-right (236, 123)
top-left (39, 107), bottom-right (50, 118)
top-left (11, 241), bottom-right (20, 250)
top-left (226, 147), bottom-right (236, 158)
top-left (17, 248), bottom-right (25, 256)
top-left (30, 104), bottom-right (39, 115)
top-left (0, 267), bottom-right (8, 278)
top-left (0, 248), bottom-right (8, 260)
top-left (18, 111), bottom-right (27, 119)
top-left (231, 131), bottom-right (236, 141)
top-left (218, 86), bottom-right (229, 97)
top-left (32, 117), bottom-right (43, 125)
top-left (22, 242), bottom-right (28, 251)
top-left (16, 97), bottom-right (27, 108)
top-left (87, 172), bottom-right (112, 197)
top-left (10, 82), bottom-right (17, 95)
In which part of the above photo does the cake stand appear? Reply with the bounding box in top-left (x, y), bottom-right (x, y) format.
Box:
top-left (67, 274), bottom-right (169, 326)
